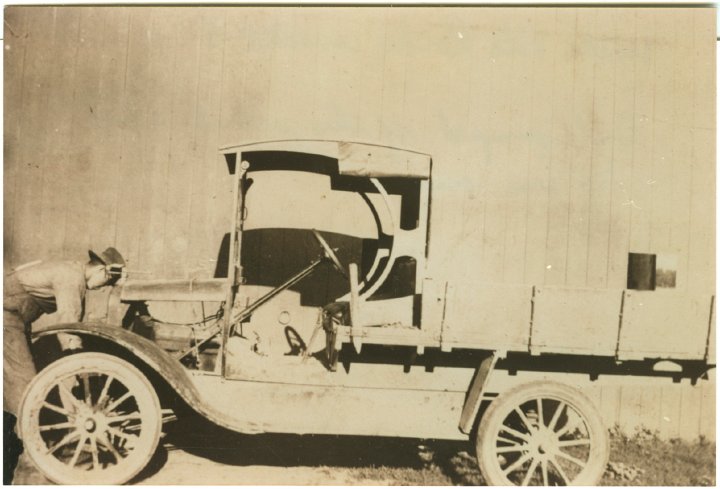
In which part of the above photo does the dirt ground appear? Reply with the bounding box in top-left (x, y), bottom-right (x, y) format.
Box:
top-left (11, 449), bottom-right (400, 486)
top-left (11, 413), bottom-right (470, 485)
top-left (11, 414), bottom-right (715, 485)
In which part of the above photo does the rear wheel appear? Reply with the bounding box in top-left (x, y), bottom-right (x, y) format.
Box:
top-left (476, 381), bottom-right (608, 486)
top-left (19, 352), bottom-right (161, 485)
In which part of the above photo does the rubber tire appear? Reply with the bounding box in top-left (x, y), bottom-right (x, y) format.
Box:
top-left (475, 381), bottom-right (609, 486)
top-left (18, 352), bottom-right (162, 485)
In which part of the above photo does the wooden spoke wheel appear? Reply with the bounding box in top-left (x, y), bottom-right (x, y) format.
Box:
top-left (19, 352), bottom-right (162, 485)
top-left (476, 381), bottom-right (608, 486)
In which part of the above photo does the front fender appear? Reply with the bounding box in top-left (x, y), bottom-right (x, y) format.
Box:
top-left (31, 322), bottom-right (262, 434)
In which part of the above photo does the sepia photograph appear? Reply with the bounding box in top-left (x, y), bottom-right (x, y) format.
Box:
top-left (2, 3), bottom-right (716, 485)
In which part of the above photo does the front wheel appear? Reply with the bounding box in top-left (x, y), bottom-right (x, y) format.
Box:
top-left (476, 381), bottom-right (609, 486)
top-left (18, 352), bottom-right (162, 485)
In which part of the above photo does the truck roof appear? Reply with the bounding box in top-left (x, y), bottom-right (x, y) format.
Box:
top-left (220, 139), bottom-right (431, 179)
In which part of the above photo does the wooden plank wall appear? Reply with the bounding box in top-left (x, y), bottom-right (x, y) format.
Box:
top-left (599, 379), bottom-right (717, 441)
top-left (4, 6), bottom-right (715, 289)
top-left (4, 6), bottom-right (715, 438)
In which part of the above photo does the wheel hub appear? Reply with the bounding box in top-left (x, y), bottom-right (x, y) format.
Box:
top-left (531, 428), bottom-right (558, 460)
top-left (75, 403), bottom-right (111, 436)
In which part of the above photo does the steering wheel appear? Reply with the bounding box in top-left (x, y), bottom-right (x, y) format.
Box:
top-left (312, 229), bottom-right (347, 278)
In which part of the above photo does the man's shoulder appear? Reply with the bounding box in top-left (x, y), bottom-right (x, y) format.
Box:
top-left (16, 260), bottom-right (85, 282)
top-left (48, 261), bottom-right (87, 292)
top-left (37, 260), bottom-right (84, 273)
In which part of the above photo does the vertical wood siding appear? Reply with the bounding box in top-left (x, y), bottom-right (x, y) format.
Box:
top-left (4, 6), bottom-right (715, 438)
top-left (5, 6), bottom-right (714, 288)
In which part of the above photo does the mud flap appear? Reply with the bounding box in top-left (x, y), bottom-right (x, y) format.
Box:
top-left (459, 352), bottom-right (498, 434)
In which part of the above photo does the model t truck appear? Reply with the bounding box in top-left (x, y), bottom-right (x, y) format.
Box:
top-left (18, 140), bottom-right (715, 485)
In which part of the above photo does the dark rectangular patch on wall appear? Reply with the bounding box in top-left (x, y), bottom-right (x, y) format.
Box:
top-left (627, 253), bottom-right (656, 291)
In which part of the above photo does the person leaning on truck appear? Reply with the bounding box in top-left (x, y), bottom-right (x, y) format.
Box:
top-left (3, 247), bottom-right (125, 481)
top-left (3, 247), bottom-right (125, 414)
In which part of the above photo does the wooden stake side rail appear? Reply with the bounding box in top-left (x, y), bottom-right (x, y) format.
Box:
top-left (342, 285), bottom-right (716, 363)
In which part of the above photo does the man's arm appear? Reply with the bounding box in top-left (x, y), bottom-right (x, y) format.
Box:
top-left (53, 278), bottom-right (85, 324)
top-left (52, 267), bottom-right (86, 350)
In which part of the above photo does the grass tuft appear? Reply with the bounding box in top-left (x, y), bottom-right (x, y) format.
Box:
top-left (601, 426), bottom-right (716, 486)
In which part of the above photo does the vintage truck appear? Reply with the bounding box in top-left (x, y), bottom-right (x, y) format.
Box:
top-left (19, 140), bottom-right (715, 485)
